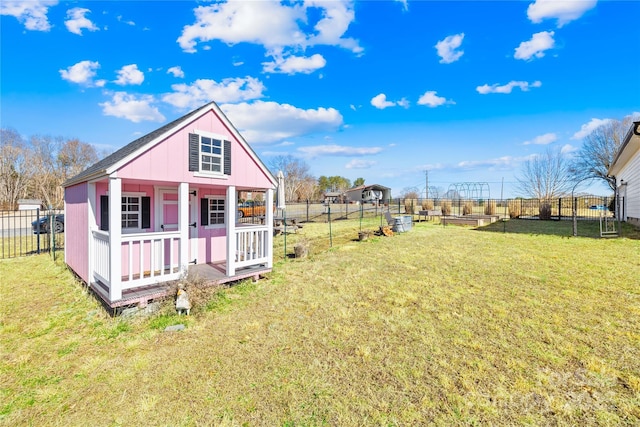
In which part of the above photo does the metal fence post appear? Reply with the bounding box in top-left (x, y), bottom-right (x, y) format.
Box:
top-left (558, 198), bottom-right (562, 220)
top-left (36, 208), bottom-right (41, 254)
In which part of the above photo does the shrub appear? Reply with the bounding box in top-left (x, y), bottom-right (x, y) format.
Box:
top-left (441, 200), bottom-right (451, 215)
top-left (539, 202), bottom-right (552, 220)
top-left (421, 199), bottom-right (434, 210)
top-left (462, 201), bottom-right (474, 215)
top-left (404, 198), bottom-right (418, 214)
top-left (508, 200), bottom-right (521, 218)
top-left (163, 274), bottom-right (224, 315)
top-left (484, 200), bottom-right (496, 215)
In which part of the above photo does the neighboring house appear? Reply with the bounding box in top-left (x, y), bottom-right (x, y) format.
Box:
top-left (608, 121), bottom-right (640, 226)
top-left (344, 184), bottom-right (391, 204)
top-left (323, 191), bottom-right (345, 204)
top-left (63, 101), bottom-right (277, 309)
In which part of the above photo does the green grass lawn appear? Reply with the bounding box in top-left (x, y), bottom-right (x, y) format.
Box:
top-left (1, 219), bottom-right (639, 425)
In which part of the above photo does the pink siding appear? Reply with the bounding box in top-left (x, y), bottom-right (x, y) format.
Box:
top-left (64, 183), bottom-right (89, 282)
top-left (195, 187), bottom-right (227, 264)
top-left (116, 110), bottom-right (274, 189)
top-left (96, 182), bottom-right (156, 231)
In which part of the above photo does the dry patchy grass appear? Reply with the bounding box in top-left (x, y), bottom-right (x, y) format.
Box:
top-left (1, 220), bottom-right (639, 425)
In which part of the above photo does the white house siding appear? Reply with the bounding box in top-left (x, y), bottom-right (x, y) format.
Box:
top-left (617, 153), bottom-right (640, 226)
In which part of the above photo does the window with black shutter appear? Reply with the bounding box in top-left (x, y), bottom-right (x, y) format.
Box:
top-left (189, 132), bottom-right (231, 176)
top-left (100, 194), bottom-right (150, 231)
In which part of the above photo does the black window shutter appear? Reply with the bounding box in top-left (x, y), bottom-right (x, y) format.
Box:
top-left (189, 133), bottom-right (199, 172)
top-left (141, 197), bottom-right (151, 229)
top-left (224, 140), bottom-right (231, 175)
top-left (200, 198), bottom-right (209, 226)
top-left (100, 195), bottom-right (109, 231)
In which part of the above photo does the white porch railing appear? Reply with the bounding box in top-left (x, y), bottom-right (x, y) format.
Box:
top-left (120, 231), bottom-right (182, 289)
top-left (91, 230), bottom-right (184, 291)
top-left (92, 230), bottom-right (110, 284)
top-left (235, 225), bottom-right (270, 269)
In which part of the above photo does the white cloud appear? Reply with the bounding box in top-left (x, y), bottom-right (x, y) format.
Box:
top-left (117, 15), bottom-right (135, 26)
top-left (476, 80), bottom-right (542, 94)
top-left (0, 0), bottom-right (57, 31)
top-left (571, 118), bottom-right (612, 139)
top-left (221, 100), bottom-right (343, 144)
top-left (435, 33), bottom-right (465, 64)
top-left (114, 64), bottom-right (144, 86)
top-left (345, 159), bottom-right (377, 169)
top-left (59, 60), bottom-right (105, 87)
top-left (397, 98), bottom-right (410, 108)
top-left (371, 94), bottom-right (395, 109)
top-left (523, 132), bottom-right (557, 145)
top-left (417, 91), bottom-right (454, 107)
top-left (99, 92), bottom-right (165, 123)
top-left (263, 53), bottom-right (326, 74)
top-left (527, 0), bottom-right (597, 27)
top-left (298, 144), bottom-right (382, 157)
top-left (456, 156), bottom-right (522, 171)
top-left (167, 66), bottom-right (184, 78)
top-left (177, 1), bottom-right (361, 55)
top-left (514, 31), bottom-right (555, 60)
top-left (162, 77), bottom-right (265, 109)
top-left (561, 144), bottom-right (578, 154)
top-left (395, 0), bottom-right (408, 12)
top-left (65, 7), bottom-right (98, 35)
top-left (370, 94), bottom-right (409, 109)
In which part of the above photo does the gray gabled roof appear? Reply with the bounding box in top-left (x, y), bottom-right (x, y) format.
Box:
top-left (63, 103), bottom-right (212, 187)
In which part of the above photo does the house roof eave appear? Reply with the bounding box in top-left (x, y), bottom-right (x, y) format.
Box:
top-left (608, 121), bottom-right (640, 177)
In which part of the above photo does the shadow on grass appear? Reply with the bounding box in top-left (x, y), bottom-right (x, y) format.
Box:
top-left (476, 218), bottom-right (640, 240)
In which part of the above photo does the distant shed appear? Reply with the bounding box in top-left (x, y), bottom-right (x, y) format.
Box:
top-left (344, 185), bottom-right (391, 204)
top-left (17, 199), bottom-right (42, 210)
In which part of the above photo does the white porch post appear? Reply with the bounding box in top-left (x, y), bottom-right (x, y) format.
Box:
top-left (108, 177), bottom-right (122, 301)
top-left (87, 182), bottom-right (96, 286)
top-left (178, 182), bottom-right (190, 273)
top-left (226, 185), bottom-right (236, 276)
top-left (265, 188), bottom-right (274, 268)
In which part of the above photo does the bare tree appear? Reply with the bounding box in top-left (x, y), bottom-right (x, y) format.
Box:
top-left (29, 135), bottom-right (64, 208)
top-left (571, 116), bottom-right (636, 191)
top-left (29, 135), bottom-right (98, 208)
top-left (296, 176), bottom-right (319, 201)
top-left (401, 187), bottom-right (421, 198)
top-left (57, 138), bottom-right (98, 181)
top-left (517, 148), bottom-right (573, 199)
top-left (0, 128), bottom-right (33, 209)
top-left (268, 155), bottom-right (316, 202)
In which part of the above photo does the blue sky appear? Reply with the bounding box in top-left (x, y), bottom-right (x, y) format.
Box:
top-left (2, 0), bottom-right (639, 198)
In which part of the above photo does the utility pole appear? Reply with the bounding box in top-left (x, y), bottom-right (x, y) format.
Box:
top-left (425, 170), bottom-right (429, 199)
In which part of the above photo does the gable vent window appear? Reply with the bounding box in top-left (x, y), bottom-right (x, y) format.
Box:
top-left (189, 132), bottom-right (231, 176)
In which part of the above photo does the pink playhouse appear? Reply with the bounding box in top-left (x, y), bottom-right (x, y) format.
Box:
top-left (63, 101), bottom-right (277, 309)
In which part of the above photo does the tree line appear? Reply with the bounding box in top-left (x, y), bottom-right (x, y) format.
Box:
top-left (1, 115), bottom-right (632, 209)
top-left (267, 155), bottom-right (365, 202)
top-left (0, 128), bottom-right (99, 209)
top-left (516, 116), bottom-right (634, 199)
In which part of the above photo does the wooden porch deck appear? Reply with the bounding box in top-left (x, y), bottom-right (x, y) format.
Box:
top-left (90, 262), bottom-right (272, 310)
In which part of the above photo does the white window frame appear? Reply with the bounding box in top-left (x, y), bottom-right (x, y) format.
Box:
top-left (121, 191), bottom-right (145, 233)
top-left (204, 195), bottom-right (226, 229)
top-left (193, 130), bottom-right (228, 179)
